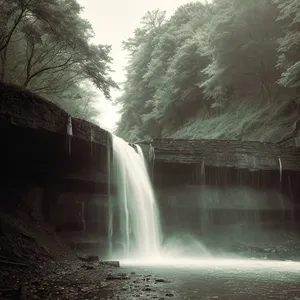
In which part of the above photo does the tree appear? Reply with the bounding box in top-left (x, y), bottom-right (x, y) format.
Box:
top-left (117, 4), bottom-right (212, 140)
top-left (0, 0), bottom-right (118, 125)
top-left (117, 10), bottom-right (167, 140)
top-left (0, 0), bottom-right (118, 98)
top-left (152, 31), bottom-right (210, 134)
top-left (146, 3), bottom-right (212, 134)
top-left (57, 81), bottom-right (103, 124)
top-left (201, 0), bottom-right (282, 103)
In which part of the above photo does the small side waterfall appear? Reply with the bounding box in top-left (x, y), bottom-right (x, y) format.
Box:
top-left (109, 135), bottom-right (161, 259)
top-left (200, 159), bottom-right (206, 184)
top-left (149, 143), bottom-right (155, 180)
top-left (278, 157), bottom-right (285, 221)
top-left (67, 115), bottom-right (72, 156)
top-left (278, 157), bottom-right (283, 184)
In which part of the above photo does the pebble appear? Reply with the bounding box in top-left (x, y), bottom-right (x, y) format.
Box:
top-left (0, 260), bottom-right (172, 300)
top-left (155, 278), bottom-right (169, 283)
top-left (166, 292), bottom-right (174, 297)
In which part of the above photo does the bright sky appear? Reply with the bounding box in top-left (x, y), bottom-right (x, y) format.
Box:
top-left (77, 0), bottom-right (198, 131)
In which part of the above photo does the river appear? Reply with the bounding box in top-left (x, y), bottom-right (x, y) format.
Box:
top-left (123, 259), bottom-right (300, 300)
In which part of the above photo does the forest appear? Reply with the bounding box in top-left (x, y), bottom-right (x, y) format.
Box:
top-left (116, 0), bottom-right (300, 143)
top-left (1, 0), bottom-right (299, 143)
top-left (0, 0), bottom-right (118, 123)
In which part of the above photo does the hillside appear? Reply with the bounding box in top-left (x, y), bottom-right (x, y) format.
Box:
top-left (169, 100), bottom-right (299, 143)
top-left (116, 0), bottom-right (300, 144)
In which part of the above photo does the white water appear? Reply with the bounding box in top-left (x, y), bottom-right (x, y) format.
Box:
top-left (278, 157), bottom-right (282, 184)
top-left (108, 138), bottom-right (300, 269)
top-left (67, 116), bottom-right (73, 136)
top-left (109, 135), bottom-right (161, 259)
top-left (67, 116), bottom-right (72, 156)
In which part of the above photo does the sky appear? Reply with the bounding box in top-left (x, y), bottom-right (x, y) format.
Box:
top-left (77, 0), bottom-right (198, 131)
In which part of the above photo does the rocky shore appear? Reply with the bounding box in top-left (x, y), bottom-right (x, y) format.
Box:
top-left (0, 259), bottom-right (174, 300)
top-left (0, 209), bottom-right (174, 300)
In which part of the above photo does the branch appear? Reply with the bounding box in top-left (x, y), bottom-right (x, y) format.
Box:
top-left (23, 56), bottom-right (73, 86)
top-left (25, 41), bottom-right (35, 82)
top-left (45, 61), bottom-right (77, 75)
top-left (11, 58), bottom-right (25, 73)
top-left (31, 73), bottom-right (82, 94)
top-left (0, 0), bottom-right (33, 52)
top-left (30, 43), bottom-right (60, 68)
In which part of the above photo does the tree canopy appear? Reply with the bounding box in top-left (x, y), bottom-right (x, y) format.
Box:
top-left (117, 0), bottom-right (300, 143)
top-left (0, 0), bottom-right (118, 123)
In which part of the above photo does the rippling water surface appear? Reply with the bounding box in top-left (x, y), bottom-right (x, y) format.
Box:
top-left (122, 258), bottom-right (300, 300)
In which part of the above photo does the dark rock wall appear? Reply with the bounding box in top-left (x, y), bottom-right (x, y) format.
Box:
top-left (0, 82), bottom-right (112, 256)
top-left (2, 81), bottom-right (300, 256)
top-left (146, 139), bottom-right (300, 248)
top-left (152, 138), bottom-right (300, 171)
top-left (153, 160), bottom-right (300, 244)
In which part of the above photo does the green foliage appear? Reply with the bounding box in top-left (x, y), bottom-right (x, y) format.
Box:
top-left (0, 0), bottom-right (118, 123)
top-left (202, 0), bottom-right (281, 103)
top-left (117, 0), bottom-right (300, 142)
top-left (275, 0), bottom-right (300, 89)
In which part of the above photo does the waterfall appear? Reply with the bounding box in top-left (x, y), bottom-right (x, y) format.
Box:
top-left (109, 135), bottom-right (161, 259)
top-left (200, 159), bottom-right (206, 184)
top-left (278, 157), bottom-right (284, 221)
top-left (67, 115), bottom-right (72, 156)
top-left (149, 143), bottom-right (155, 180)
top-left (278, 157), bottom-right (282, 184)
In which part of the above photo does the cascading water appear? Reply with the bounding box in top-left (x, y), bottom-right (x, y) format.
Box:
top-left (278, 157), bottom-right (285, 221)
top-left (106, 137), bottom-right (300, 269)
top-left (278, 157), bottom-right (283, 184)
top-left (109, 135), bottom-right (161, 259)
top-left (67, 115), bottom-right (72, 156)
top-left (149, 143), bottom-right (155, 181)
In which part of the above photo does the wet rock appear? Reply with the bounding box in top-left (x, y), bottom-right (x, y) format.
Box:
top-left (263, 248), bottom-right (275, 253)
top-left (0, 256), bottom-right (168, 300)
top-left (77, 254), bottom-right (99, 262)
top-left (99, 260), bottom-right (120, 268)
top-left (106, 273), bottom-right (130, 280)
top-left (166, 292), bottom-right (174, 297)
top-left (155, 278), bottom-right (170, 283)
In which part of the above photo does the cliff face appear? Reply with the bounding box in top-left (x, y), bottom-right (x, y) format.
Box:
top-left (2, 81), bottom-right (300, 259)
top-left (138, 138), bottom-right (300, 253)
top-left (151, 138), bottom-right (300, 171)
top-left (0, 82), bottom-right (112, 256)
